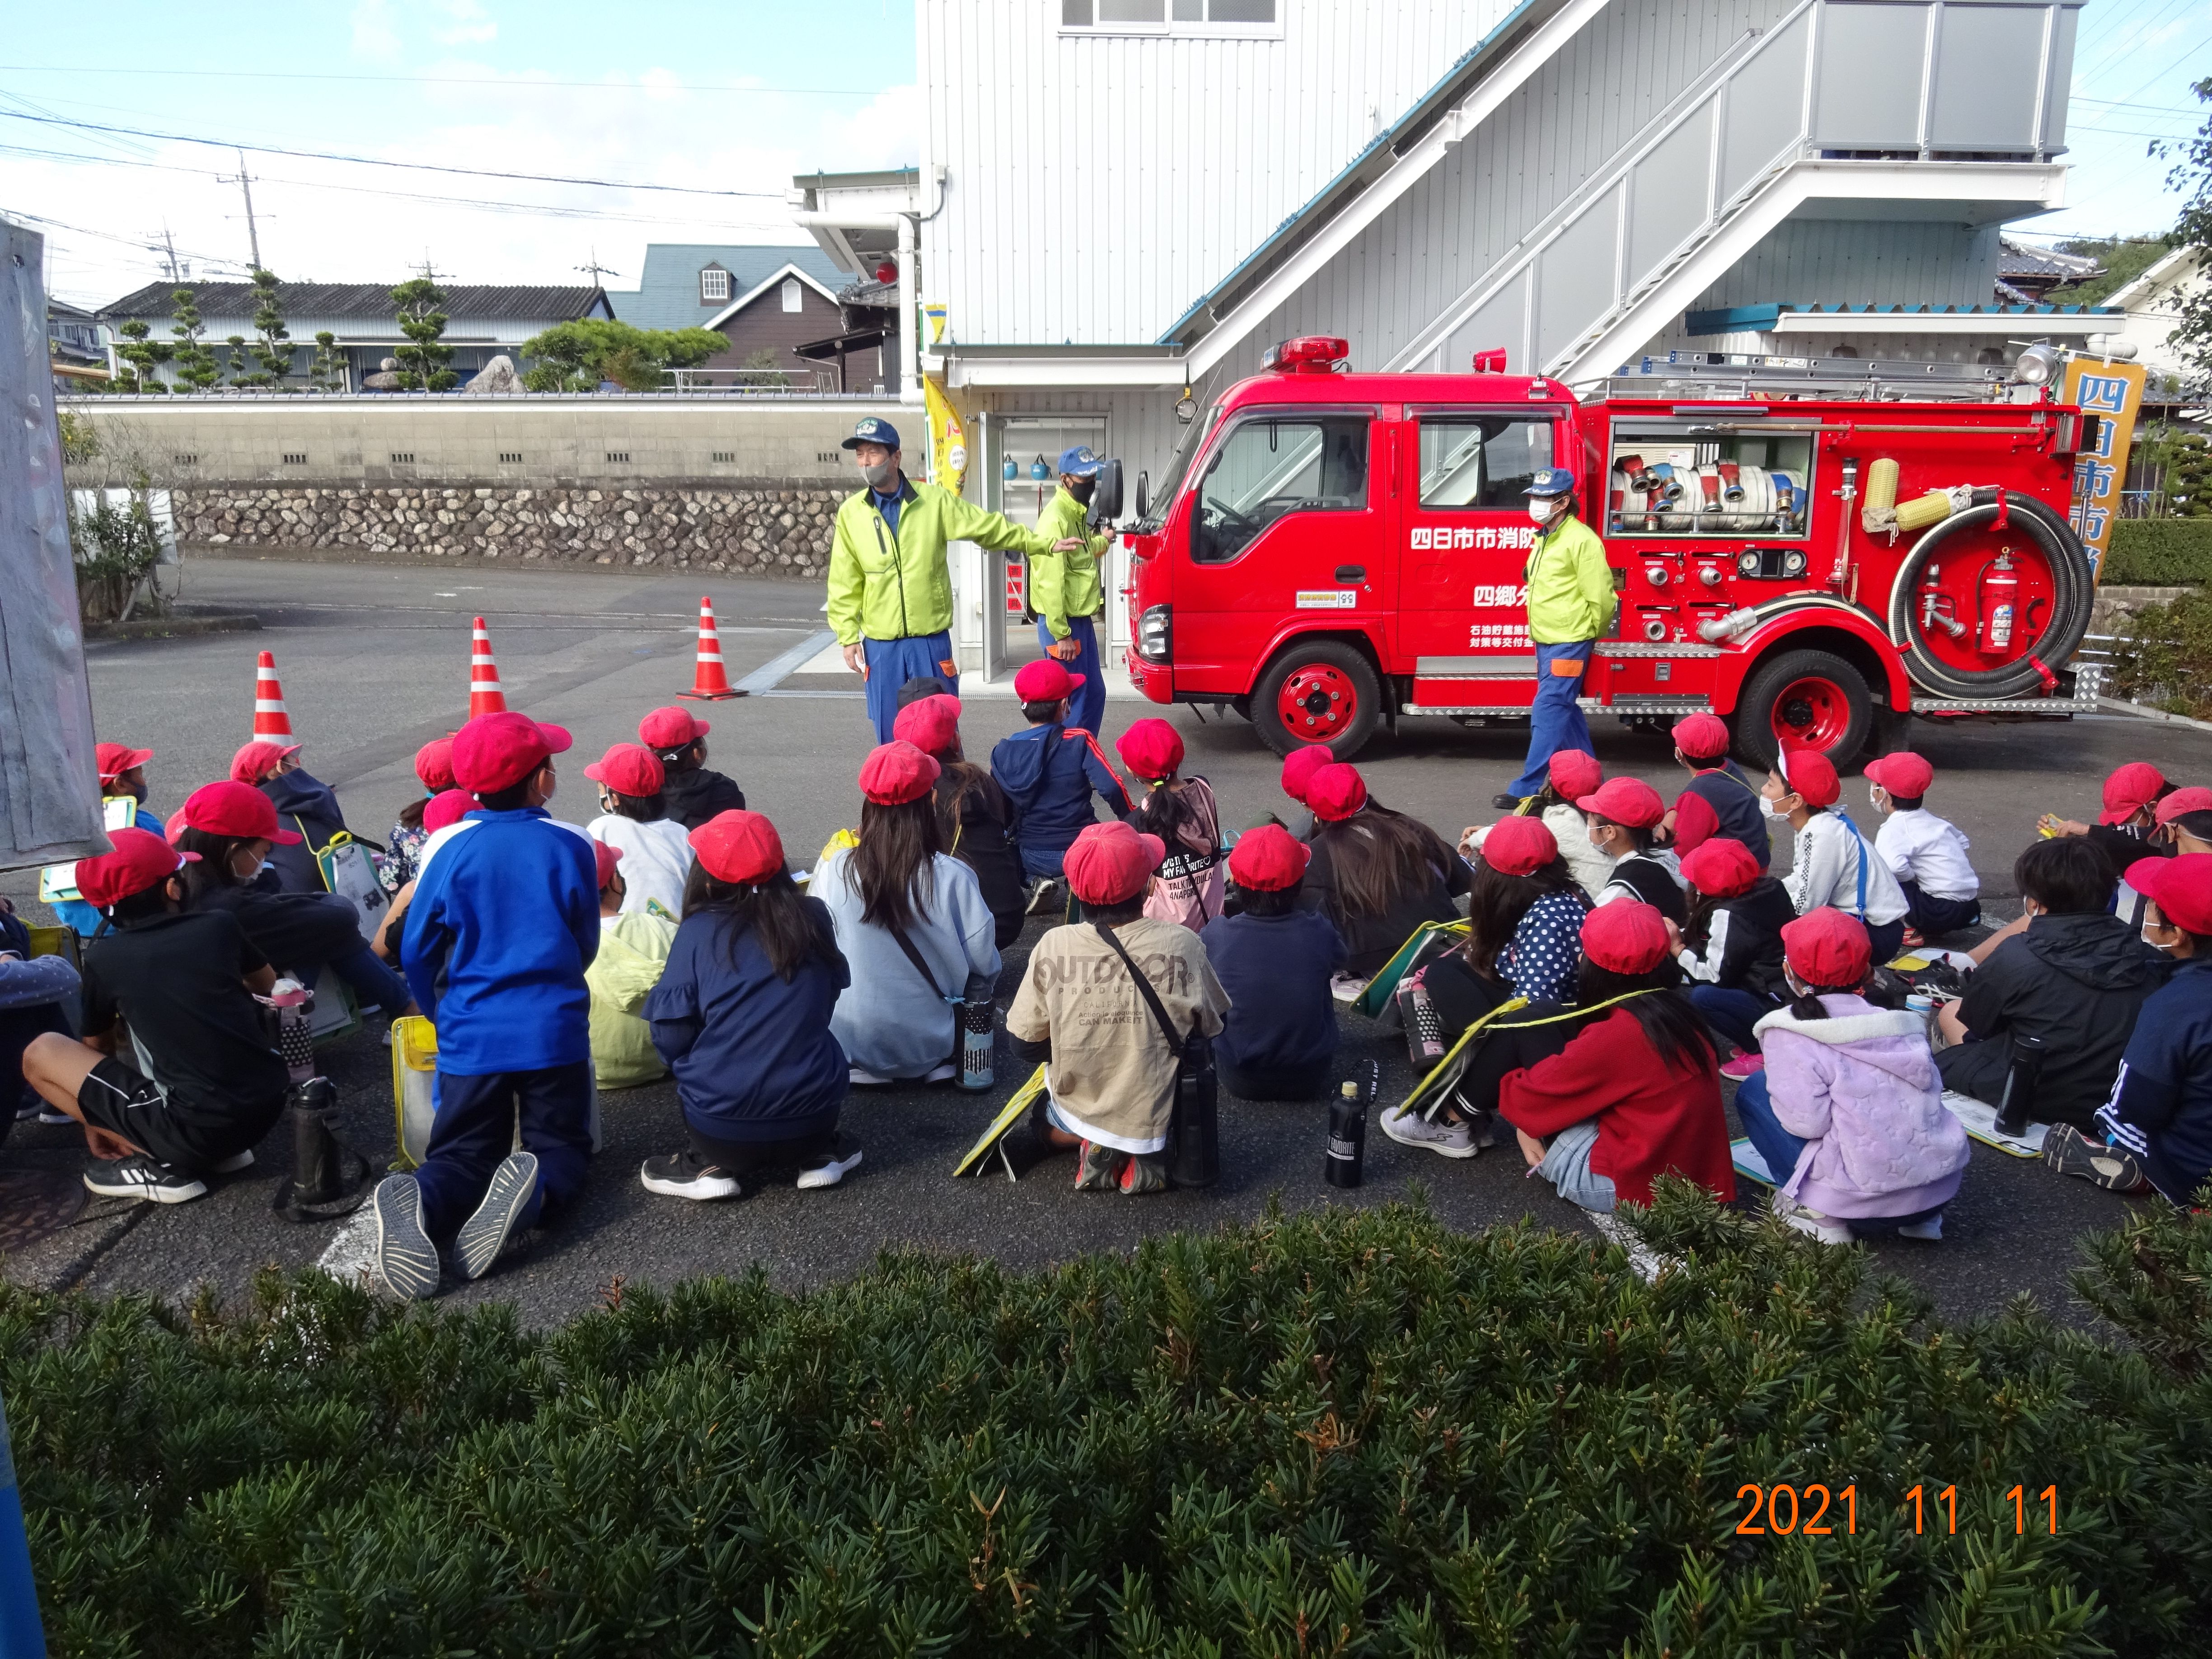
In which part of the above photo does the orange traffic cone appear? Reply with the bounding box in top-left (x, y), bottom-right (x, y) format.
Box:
top-left (253, 651), bottom-right (294, 739)
top-left (469, 617), bottom-right (508, 717)
top-left (677, 595), bottom-right (741, 700)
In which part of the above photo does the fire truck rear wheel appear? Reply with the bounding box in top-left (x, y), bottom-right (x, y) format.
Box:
top-left (1734, 648), bottom-right (1875, 771)
top-left (1253, 640), bottom-right (1382, 758)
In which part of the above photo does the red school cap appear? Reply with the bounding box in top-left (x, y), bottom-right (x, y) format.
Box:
top-left (178, 781), bottom-right (303, 845)
top-left (1678, 836), bottom-right (1760, 899)
top-left (95, 742), bottom-right (154, 784)
top-left (1279, 743), bottom-right (1336, 803)
top-left (1482, 815), bottom-right (1558, 877)
top-left (591, 838), bottom-right (624, 890)
top-left (414, 737), bottom-right (457, 794)
top-left (583, 742), bottom-right (667, 798)
top-left (638, 706), bottom-right (711, 750)
top-left (1863, 751), bottom-right (1934, 798)
top-left (1670, 712), bottom-right (1731, 759)
top-left (1115, 718), bottom-right (1186, 781)
top-left (2101, 761), bottom-right (2167, 825)
top-left (1063, 820), bottom-right (1166, 906)
top-left (422, 789), bottom-right (478, 834)
top-left (1576, 775), bottom-right (1665, 829)
top-left (1776, 747), bottom-right (1840, 809)
top-left (1305, 763), bottom-right (1368, 823)
top-left (892, 694), bottom-right (963, 757)
top-left (1547, 747), bottom-right (1602, 801)
top-left (2154, 786), bottom-right (2212, 827)
top-left (74, 828), bottom-right (199, 909)
top-left (1781, 907), bottom-right (1873, 989)
top-left (1227, 823), bottom-right (1311, 891)
top-left (858, 740), bottom-right (941, 806)
top-left (230, 740), bottom-right (302, 784)
top-left (450, 712), bottom-right (574, 794)
top-left (1579, 900), bottom-right (1670, 975)
top-left (1013, 657), bottom-right (1084, 704)
top-left (689, 810), bottom-right (787, 886)
top-left (2127, 853), bottom-right (2212, 934)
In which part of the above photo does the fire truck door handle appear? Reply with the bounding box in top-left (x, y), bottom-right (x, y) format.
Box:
top-left (1336, 565), bottom-right (1366, 583)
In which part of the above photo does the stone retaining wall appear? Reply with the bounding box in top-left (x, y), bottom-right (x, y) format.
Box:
top-left (174, 483), bottom-right (844, 574)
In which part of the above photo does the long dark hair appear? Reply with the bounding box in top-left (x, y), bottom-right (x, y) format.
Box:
top-left (846, 796), bottom-right (942, 933)
top-left (1572, 955), bottom-right (1714, 1077)
top-left (1590, 814), bottom-right (1656, 853)
top-left (1313, 805), bottom-right (1456, 922)
top-left (398, 794), bottom-right (431, 832)
top-left (682, 865), bottom-right (824, 982)
top-left (174, 827), bottom-right (258, 902)
top-left (1465, 856), bottom-right (1584, 975)
top-left (1784, 967), bottom-right (1861, 1023)
top-left (1129, 775), bottom-right (1208, 848)
top-left (934, 745), bottom-right (991, 834)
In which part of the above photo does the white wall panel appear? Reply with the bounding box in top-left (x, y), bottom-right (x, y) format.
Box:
top-left (1684, 220), bottom-right (2001, 308)
top-left (1627, 105), bottom-right (1715, 289)
top-left (1715, 9), bottom-right (1810, 201)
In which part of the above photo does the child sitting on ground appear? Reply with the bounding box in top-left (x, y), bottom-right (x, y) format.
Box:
top-left (1664, 713), bottom-right (1769, 866)
top-left (2044, 852), bottom-right (2212, 1201)
top-left (1764, 749), bottom-right (1911, 962)
top-left (1675, 835), bottom-right (1796, 1078)
top-left (2155, 788), bottom-right (2212, 854)
top-left (990, 658), bottom-right (1132, 900)
top-left (1200, 825), bottom-right (1345, 1101)
top-left (233, 739), bottom-right (364, 897)
top-left (1006, 820), bottom-right (1229, 1192)
top-left (1734, 908), bottom-right (1969, 1243)
top-left (1579, 777), bottom-right (1687, 924)
top-left (375, 713), bottom-right (600, 1301)
top-left (382, 738), bottom-right (455, 895)
top-left (640, 811), bottom-right (858, 1200)
top-left (1299, 763), bottom-right (1471, 984)
top-left (1119, 719), bottom-right (1227, 931)
top-left (1864, 752), bottom-right (1980, 943)
top-left (896, 693), bottom-right (1027, 949)
top-left (49, 741), bottom-right (166, 939)
top-left (0, 898), bottom-right (79, 1127)
top-left (638, 706), bottom-right (746, 830)
top-left (1498, 900), bottom-right (1734, 1213)
top-left (583, 743), bottom-right (695, 919)
top-left (1461, 748), bottom-right (1612, 902)
top-left (21, 830), bottom-right (287, 1205)
top-left (1269, 742), bottom-right (1335, 839)
top-left (584, 840), bottom-right (675, 1091)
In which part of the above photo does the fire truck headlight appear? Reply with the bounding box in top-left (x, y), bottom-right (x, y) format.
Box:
top-left (1137, 604), bottom-right (1172, 662)
top-left (2013, 341), bottom-right (2061, 386)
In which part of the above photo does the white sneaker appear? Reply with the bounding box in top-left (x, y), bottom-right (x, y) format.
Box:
top-left (796, 1140), bottom-right (863, 1190)
top-left (1896, 1213), bottom-right (1944, 1241)
top-left (1774, 1195), bottom-right (1852, 1245)
top-left (848, 1065), bottom-right (894, 1086)
top-left (1378, 1105), bottom-right (1476, 1160)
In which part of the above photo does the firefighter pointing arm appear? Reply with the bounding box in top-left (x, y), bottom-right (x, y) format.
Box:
top-left (1498, 468), bottom-right (1615, 810)
top-left (826, 416), bottom-right (1087, 743)
top-left (1029, 445), bottom-right (1113, 736)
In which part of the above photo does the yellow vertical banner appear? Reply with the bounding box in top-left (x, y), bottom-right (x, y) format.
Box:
top-left (2061, 356), bottom-right (2146, 582)
top-left (924, 376), bottom-right (970, 498)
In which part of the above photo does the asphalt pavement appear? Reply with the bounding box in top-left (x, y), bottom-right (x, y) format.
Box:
top-left (5, 554), bottom-right (2202, 1330)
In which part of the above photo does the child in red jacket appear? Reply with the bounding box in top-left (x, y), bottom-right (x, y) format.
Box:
top-left (1500, 900), bottom-right (1735, 1212)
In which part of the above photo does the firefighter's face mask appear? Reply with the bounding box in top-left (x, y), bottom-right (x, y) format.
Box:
top-left (1527, 496), bottom-right (1561, 526)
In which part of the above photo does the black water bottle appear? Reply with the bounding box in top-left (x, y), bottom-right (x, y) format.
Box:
top-left (1326, 1062), bottom-right (1378, 1189)
top-left (1992, 1032), bottom-right (2048, 1139)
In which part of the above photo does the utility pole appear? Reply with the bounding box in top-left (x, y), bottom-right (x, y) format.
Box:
top-left (575, 249), bottom-right (622, 287)
top-left (158, 224), bottom-right (181, 283)
top-left (221, 149), bottom-right (263, 271)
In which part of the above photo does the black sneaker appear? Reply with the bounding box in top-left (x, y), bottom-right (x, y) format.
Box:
top-left (796, 1139), bottom-right (863, 1190)
top-left (371, 1174), bottom-right (440, 1300)
top-left (209, 1148), bottom-right (256, 1175)
top-left (83, 1157), bottom-right (207, 1204)
top-left (1491, 792), bottom-right (1525, 811)
top-left (2042, 1123), bottom-right (2151, 1192)
top-left (639, 1149), bottom-right (740, 1201)
top-left (454, 1152), bottom-right (538, 1281)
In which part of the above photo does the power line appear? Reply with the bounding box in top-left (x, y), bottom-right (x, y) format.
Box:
top-left (0, 108), bottom-right (790, 197)
top-left (0, 63), bottom-right (887, 96)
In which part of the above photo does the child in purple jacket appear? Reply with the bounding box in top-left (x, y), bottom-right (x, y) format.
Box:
top-left (1733, 908), bottom-right (1969, 1244)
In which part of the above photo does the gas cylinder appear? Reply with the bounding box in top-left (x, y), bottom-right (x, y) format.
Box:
top-left (1982, 552), bottom-right (2019, 655)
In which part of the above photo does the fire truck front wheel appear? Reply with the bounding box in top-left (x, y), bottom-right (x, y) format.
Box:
top-left (1734, 648), bottom-right (1875, 771)
top-left (1253, 640), bottom-right (1382, 758)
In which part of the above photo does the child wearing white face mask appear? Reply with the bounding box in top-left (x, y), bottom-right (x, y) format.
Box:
top-left (1862, 752), bottom-right (1979, 945)
top-left (1762, 749), bottom-right (1911, 964)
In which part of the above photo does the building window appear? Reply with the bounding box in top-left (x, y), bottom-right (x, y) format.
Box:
top-left (499, 452), bottom-right (524, 464)
top-left (281, 452), bottom-right (307, 465)
top-left (1063, 0), bottom-right (1275, 25)
top-left (390, 453), bottom-right (416, 464)
top-left (607, 451), bottom-right (632, 463)
top-left (781, 277), bottom-right (802, 314)
top-left (712, 450), bottom-right (736, 463)
top-left (700, 267), bottom-right (730, 303)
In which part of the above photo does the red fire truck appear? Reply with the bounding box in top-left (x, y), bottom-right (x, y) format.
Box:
top-left (1120, 337), bottom-right (2105, 764)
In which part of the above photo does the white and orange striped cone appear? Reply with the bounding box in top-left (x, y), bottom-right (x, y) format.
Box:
top-left (468, 617), bottom-right (508, 717)
top-left (252, 651), bottom-right (294, 739)
top-left (677, 595), bottom-right (740, 700)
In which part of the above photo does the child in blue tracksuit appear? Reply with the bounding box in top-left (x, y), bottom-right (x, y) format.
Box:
top-left (374, 714), bottom-right (599, 1301)
top-left (990, 658), bottom-right (1131, 881)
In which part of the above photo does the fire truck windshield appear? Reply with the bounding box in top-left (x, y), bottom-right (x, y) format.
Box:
top-left (1134, 402), bottom-right (1223, 532)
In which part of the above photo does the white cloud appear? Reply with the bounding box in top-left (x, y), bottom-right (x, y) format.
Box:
top-left (351, 0), bottom-right (402, 60)
top-left (431, 0), bottom-right (498, 47)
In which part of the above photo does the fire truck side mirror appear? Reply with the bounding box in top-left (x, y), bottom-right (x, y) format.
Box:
top-left (1090, 458), bottom-right (1125, 525)
top-left (1134, 469), bottom-right (1150, 521)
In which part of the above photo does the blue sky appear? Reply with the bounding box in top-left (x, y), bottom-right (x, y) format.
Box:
top-left (0, 0), bottom-right (2204, 307)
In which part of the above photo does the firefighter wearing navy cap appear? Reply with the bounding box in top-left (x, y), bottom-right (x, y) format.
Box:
top-left (1029, 445), bottom-right (1111, 736)
top-left (1499, 467), bottom-right (1616, 810)
top-left (830, 416), bottom-right (1085, 742)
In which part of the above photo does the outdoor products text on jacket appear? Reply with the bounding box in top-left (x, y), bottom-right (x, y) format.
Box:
top-left (258, 767), bottom-right (352, 895)
top-left (400, 807), bottom-right (600, 1077)
top-left (1752, 993), bottom-right (1969, 1219)
top-left (1029, 484), bottom-right (1106, 640)
top-left (1936, 910), bottom-right (2171, 1130)
top-left (990, 723), bottom-right (1130, 863)
top-left (644, 897), bottom-right (850, 1145)
top-left (1522, 514), bottom-right (1616, 644)
top-left (828, 476), bottom-right (1058, 645)
top-left (2097, 954), bottom-right (2212, 1204)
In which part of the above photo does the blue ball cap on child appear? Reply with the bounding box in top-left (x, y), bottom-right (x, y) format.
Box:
top-left (1056, 445), bottom-right (1102, 477)
top-left (1526, 467), bottom-right (1576, 497)
top-left (841, 416), bottom-right (901, 451)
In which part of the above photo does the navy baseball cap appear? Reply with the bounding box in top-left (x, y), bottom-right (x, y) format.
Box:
top-left (841, 416), bottom-right (901, 451)
top-left (1526, 467), bottom-right (1576, 497)
top-left (1056, 445), bottom-right (1102, 477)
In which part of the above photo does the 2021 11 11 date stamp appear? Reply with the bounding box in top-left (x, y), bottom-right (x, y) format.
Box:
top-left (1735, 1483), bottom-right (2061, 1537)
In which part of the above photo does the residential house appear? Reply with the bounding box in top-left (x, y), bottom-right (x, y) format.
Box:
top-left (607, 244), bottom-right (849, 389)
top-left (47, 297), bottom-right (108, 391)
top-left (95, 283), bottom-right (614, 389)
top-left (2105, 246), bottom-right (2207, 392)
top-left (1996, 233), bottom-right (2103, 302)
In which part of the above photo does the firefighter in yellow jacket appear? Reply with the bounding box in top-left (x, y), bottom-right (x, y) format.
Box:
top-left (1500, 467), bottom-right (1617, 808)
top-left (828, 416), bottom-right (1083, 741)
top-left (1028, 445), bottom-right (1112, 735)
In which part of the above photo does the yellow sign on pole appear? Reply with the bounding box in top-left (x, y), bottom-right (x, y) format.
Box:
top-left (923, 375), bottom-right (970, 498)
top-left (2061, 355), bottom-right (2147, 582)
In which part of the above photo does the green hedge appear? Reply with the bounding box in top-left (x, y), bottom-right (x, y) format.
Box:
top-left (8, 1191), bottom-right (2212, 1657)
top-left (2101, 519), bottom-right (2212, 586)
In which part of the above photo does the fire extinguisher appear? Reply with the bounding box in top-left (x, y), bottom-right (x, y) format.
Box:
top-left (1981, 551), bottom-right (2018, 655)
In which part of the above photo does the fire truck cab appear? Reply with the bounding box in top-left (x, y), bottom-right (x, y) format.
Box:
top-left (1122, 337), bottom-right (2104, 764)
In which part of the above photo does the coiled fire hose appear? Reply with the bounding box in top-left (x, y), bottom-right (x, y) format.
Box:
top-left (1884, 488), bottom-right (2094, 700)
